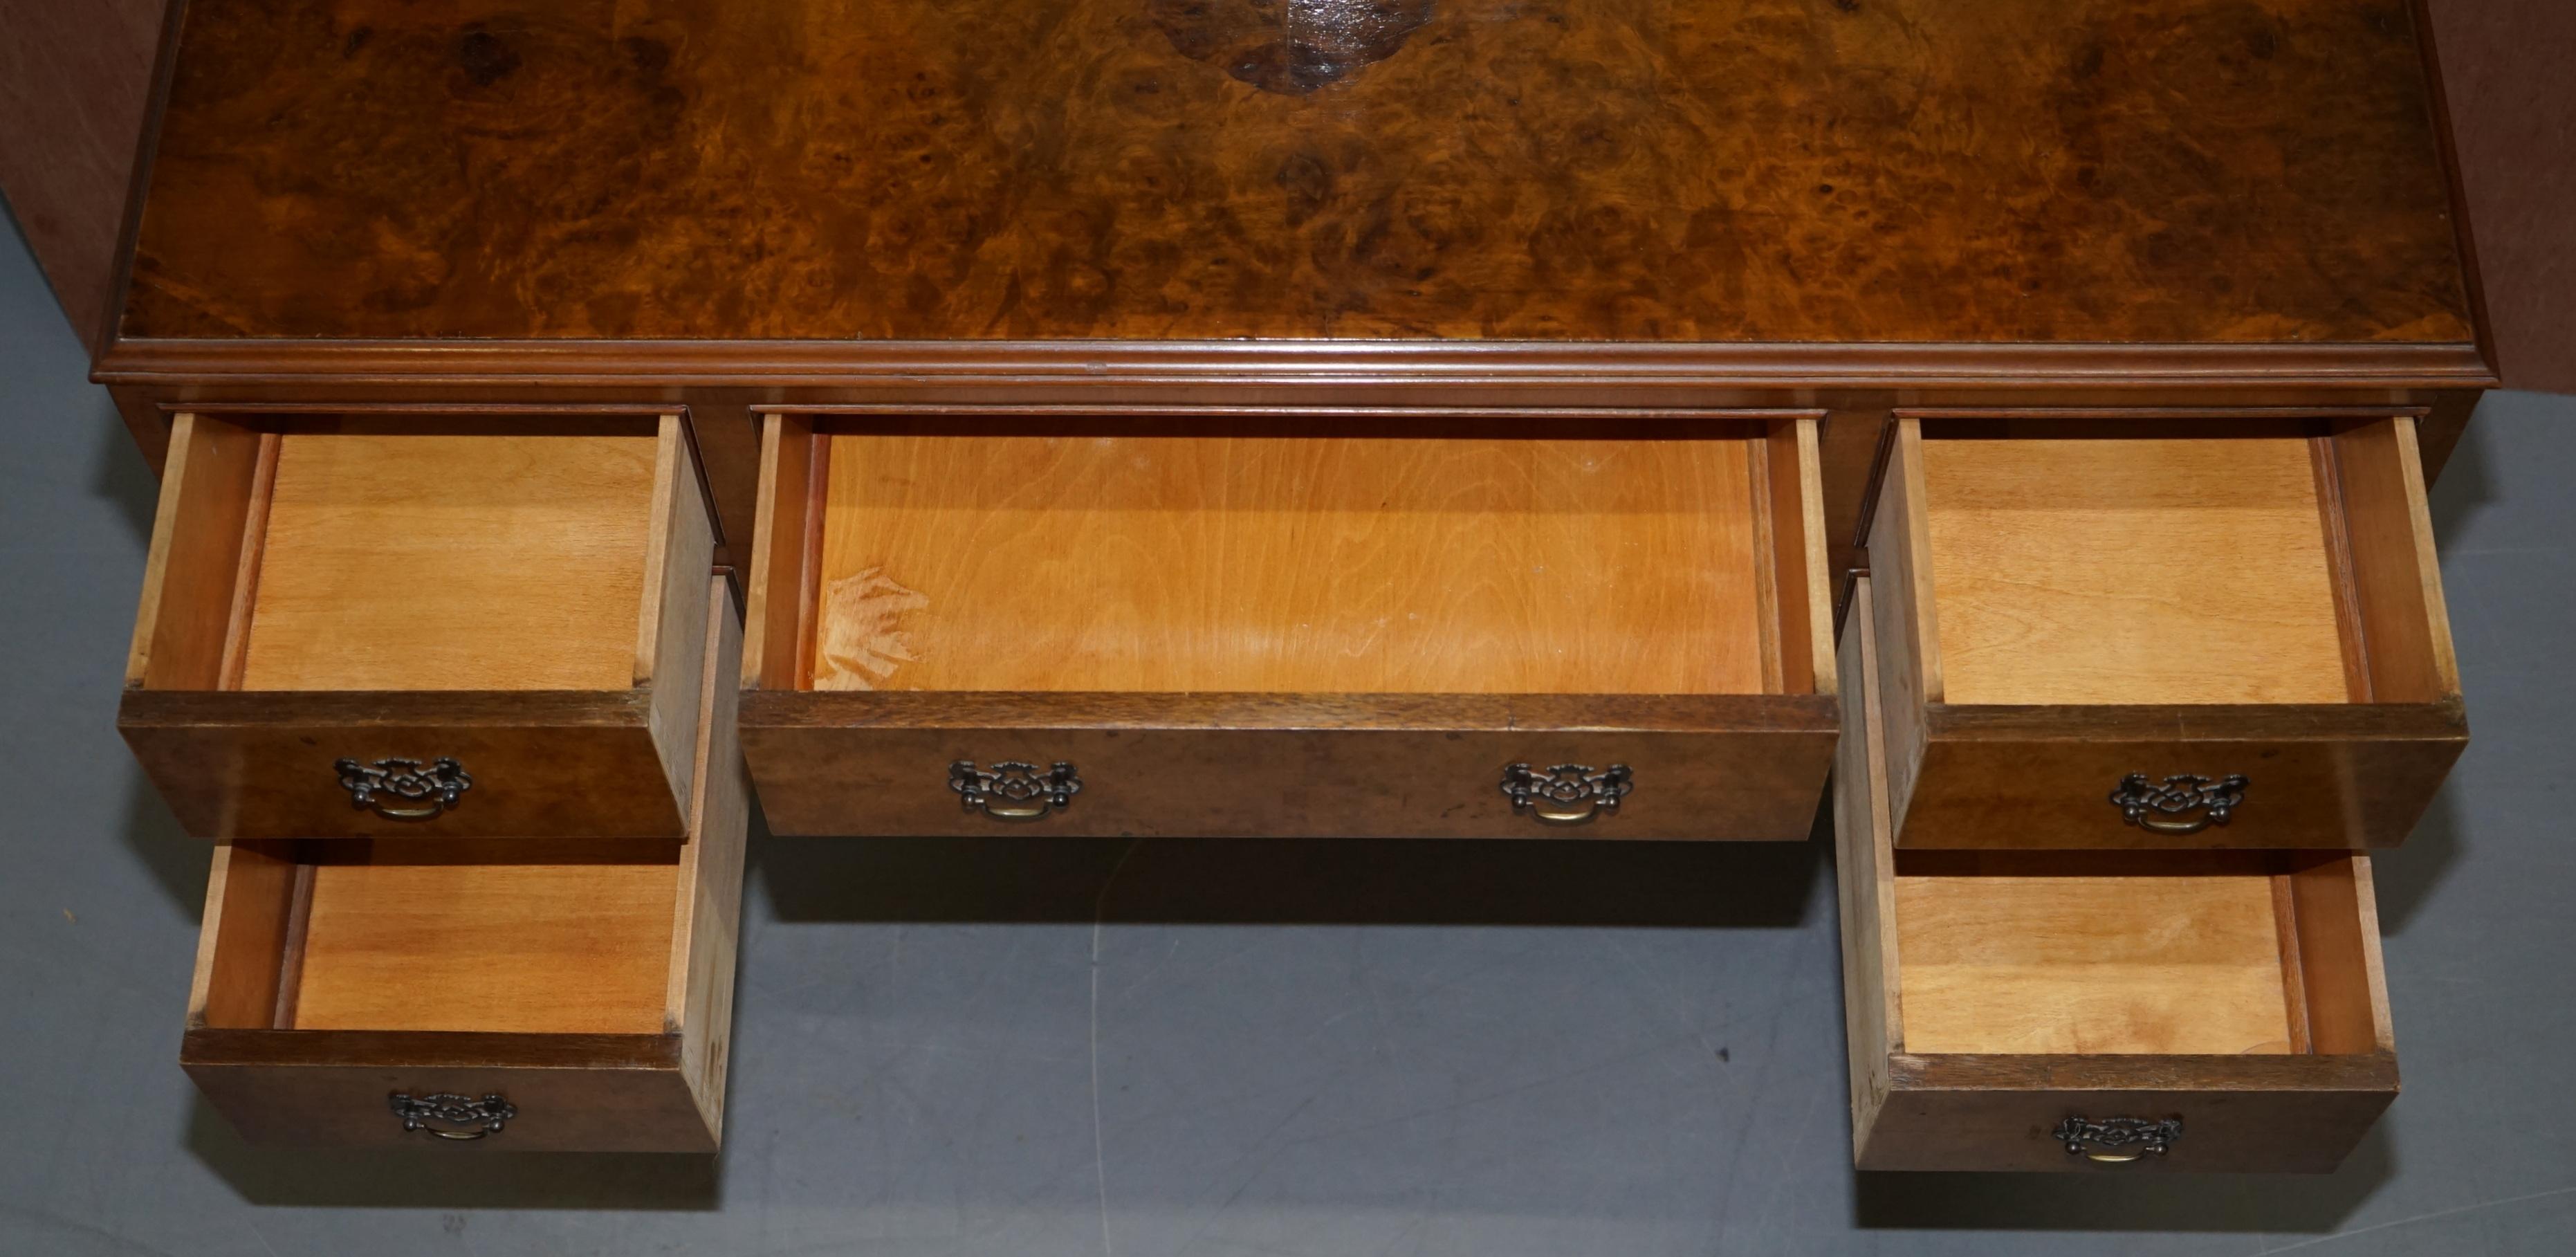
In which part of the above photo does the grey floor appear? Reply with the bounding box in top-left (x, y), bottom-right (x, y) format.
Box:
top-left (3, 219), bottom-right (2572, 1257)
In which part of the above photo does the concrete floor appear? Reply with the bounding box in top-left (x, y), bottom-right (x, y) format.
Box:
top-left (3, 216), bottom-right (2571, 1256)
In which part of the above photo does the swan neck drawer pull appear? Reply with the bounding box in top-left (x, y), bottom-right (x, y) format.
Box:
top-left (390, 1092), bottom-right (517, 1140)
top-left (2053, 1115), bottom-right (2181, 1163)
top-left (2110, 772), bottom-right (2247, 835)
top-left (950, 760), bottom-right (1081, 821)
top-left (1500, 762), bottom-right (1633, 826)
top-left (335, 757), bottom-right (473, 820)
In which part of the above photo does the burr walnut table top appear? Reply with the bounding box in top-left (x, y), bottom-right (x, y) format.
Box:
top-left (116, 0), bottom-right (2474, 348)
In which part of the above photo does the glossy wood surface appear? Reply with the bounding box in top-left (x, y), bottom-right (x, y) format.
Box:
top-left (812, 423), bottom-right (1775, 695)
top-left (120, 0), bottom-right (2472, 347)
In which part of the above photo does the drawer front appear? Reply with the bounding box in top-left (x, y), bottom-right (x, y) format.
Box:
top-left (121, 692), bottom-right (690, 839)
top-left (742, 692), bottom-right (1838, 840)
top-left (182, 1031), bottom-right (714, 1153)
top-left (1891, 709), bottom-right (2467, 849)
top-left (121, 410), bottom-right (719, 840)
top-left (1866, 413), bottom-right (2467, 850)
top-left (1859, 1063), bottom-right (2398, 1173)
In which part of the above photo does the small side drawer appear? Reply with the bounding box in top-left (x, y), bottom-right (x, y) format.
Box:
top-left (181, 578), bottom-right (747, 1153)
top-left (1865, 413), bottom-right (2467, 848)
top-left (120, 410), bottom-right (721, 839)
top-left (1836, 578), bottom-right (2398, 1173)
top-left (737, 413), bottom-right (1840, 839)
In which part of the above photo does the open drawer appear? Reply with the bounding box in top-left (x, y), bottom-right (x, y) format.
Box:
top-left (1836, 578), bottom-right (2398, 1173)
top-left (120, 410), bottom-right (721, 839)
top-left (739, 413), bottom-right (1839, 838)
top-left (1864, 413), bottom-right (2467, 848)
top-left (180, 576), bottom-right (746, 1152)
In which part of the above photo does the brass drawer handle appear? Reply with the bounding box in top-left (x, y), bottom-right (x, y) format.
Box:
top-left (335, 757), bottom-right (473, 820)
top-left (2110, 772), bottom-right (2247, 835)
top-left (2054, 1115), bottom-right (2181, 1163)
top-left (390, 1092), bottom-right (516, 1140)
top-left (950, 760), bottom-right (1081, 821)
top-left (1500, 762), bottom-right (1633, 826)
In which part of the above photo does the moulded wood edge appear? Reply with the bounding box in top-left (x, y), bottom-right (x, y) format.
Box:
top-left (180, 1029), bottom-right (686, 1071)
top-left (1920, 701), bottom-right (2470, 742)
top-left (89, 338), bottom-right (2502, 391)
top-left (117, 688), bottom-right (663, 729)
top-left (735, 690), bottom-right (1843, 734)
top-left (1886, 1052), bottom-right (2401, 1094)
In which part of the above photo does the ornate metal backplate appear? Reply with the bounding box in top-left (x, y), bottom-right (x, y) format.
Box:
top-left (335, 757), bottom-right (473, 820)
top-left (2053, 1114), bottom-right (2182, 1161)
top-left (950, 760), bottom-right (1082, 820)
top-left (2109, 772), bottom-right (2247, 835)
top-left (390, 1092), bottom-right (517, 1140)
top-left (1499, 762), bottom-right (1634, 825)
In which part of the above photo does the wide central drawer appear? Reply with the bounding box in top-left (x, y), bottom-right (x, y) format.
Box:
top-left (118, 410), bottom-right (721, 839)
top-left (740, 414), bottom-right (1839, 838)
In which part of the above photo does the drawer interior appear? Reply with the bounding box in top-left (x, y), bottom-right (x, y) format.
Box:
top-left (756, 416), bottom-right (1830, 697)
top-left (193, 838), bottom-right (690, 1036)
top-left (1908, 416), bottom-right (2454, 707)
top-left (1888, 849), bottom-right (2385, 1057)
top-left (129, 412), bottom-right (708, 694)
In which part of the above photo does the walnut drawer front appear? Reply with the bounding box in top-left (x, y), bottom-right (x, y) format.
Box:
top-left (739, 414), bottom-right (1839, 839)
top-left (119, 411), bottom-right (721, 840)
top-left (1836, 578), bottom-right (2398, 1174)
top-left (180, 578), bottom-right (747, 1152)
top-left (1864, 414), bottom-right (2467, 849)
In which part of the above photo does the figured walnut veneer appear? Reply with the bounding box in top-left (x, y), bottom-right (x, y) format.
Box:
top-left (121, 0), bottom-right (2471, 345)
